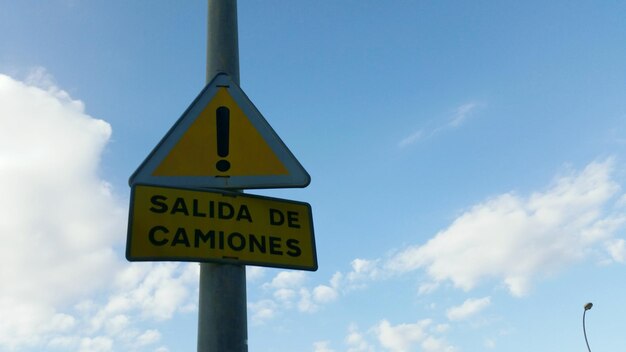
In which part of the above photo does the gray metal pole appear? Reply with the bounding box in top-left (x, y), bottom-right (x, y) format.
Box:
top-left (206, 0), bottom-right (240, 84)
top-left (198, 1), bottom-right (247, 351)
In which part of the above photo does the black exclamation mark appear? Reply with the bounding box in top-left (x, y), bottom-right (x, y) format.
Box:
top-left (215, 106), bottom-right (231, 172)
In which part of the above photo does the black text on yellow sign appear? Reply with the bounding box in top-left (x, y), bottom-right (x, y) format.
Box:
top-left (127, 184), bottom-right (317, 271)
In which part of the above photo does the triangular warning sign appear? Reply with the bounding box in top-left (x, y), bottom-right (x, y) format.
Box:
top-left (129, 74), bottom-right (310, 189)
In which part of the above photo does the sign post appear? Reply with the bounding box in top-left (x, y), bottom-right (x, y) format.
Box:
top-left (126, 1), bottom-right (315, 351)
top-left (199, 1), bottom-right (246, 351)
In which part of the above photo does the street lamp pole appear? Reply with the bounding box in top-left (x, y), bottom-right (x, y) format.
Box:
top-left (583, 302), bottom-right (593, 352)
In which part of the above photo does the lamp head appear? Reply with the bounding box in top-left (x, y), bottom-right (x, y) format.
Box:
top-left (584, 302), bottom-right (593, 311)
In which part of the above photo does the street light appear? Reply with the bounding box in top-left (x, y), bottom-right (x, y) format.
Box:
top-left (583, 302), bottom-right (593, 352)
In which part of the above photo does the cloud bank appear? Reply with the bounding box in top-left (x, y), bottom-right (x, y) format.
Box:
top-left (387, 159), bottom-right (625, 296)
top-left (282, 158), bottom-right (624, 311)
top-left (250, 158), bottom-right (625, 352)
top-left (0, 71), bottom-right (199, 351)
top-left (0, 72), bottom-right (125, 349)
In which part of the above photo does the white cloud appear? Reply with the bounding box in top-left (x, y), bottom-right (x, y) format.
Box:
top-left (375, 319), bottom-right (429, 352)
top-left (387, 160), bottom-right (625, 296)
top-left (345, 324), bottom-right (373, 352)
top-left (136, 329), bottom-right (161, 347)
top-left (448, 102), bottom-right (480, 128)
top-left (374, 319), bottom-right (456, 352)
top-left (298, 288), bottom-right (317, 313)
top-left (24, 66), bottom-right (57, 90)
top-left (263, 270), bottom-right (307, 290)
top-left (398, 101), bottom-right (482, 148)
top-left (274, 288), bottom-right (297, 302)
top-left (433, 324), bottom-right (449, 333)
top-left (617, 194), bottom-right (626, 207)
top-left (0, 71), bottom-right (200, 351)
top-left (79, 336), bottom-right (114, 352)
top-left (330, 272), bottom-right (343, 289)
top-left (326, 320), bottom-right (456, 352)
top-left (90, 263), bottom-right (198, 331)
top-left (298, 284), bottom-right (339, 313)
top-left (246, 266), bottom-right (267, 282)
top-left (249, 299), bottom-right (277, 325)
top-left (446, 297), bottom-right (491, 321)
top-left (421, 336), bottom-right (456, 352)
top-left (398, 130), bottom-right (424, 148)
top-left (351, 258), bottom-right (379, 277)
top-left (418, 282), bottom-right (440, 295)
top-left (0, 71), bottom-right (125, 349)
top-left (48, 336), bottom-right (79, 349)
top-left (313, 340), bottom-right (336, 352)
top-left (104, 314), bottom-right (130, 335)
top-left (342, 258), bottom-right (383, 290)
top-left (248, 259), bottom-right (376, 324)
top-left (606, 239), bottom-right (626, 262)
top-left (54, 263), bottom-right (198, 351)
top-left (250, 269), bottom-right (342, 324)
top-left (484, 338), bottom-right (496, 349)
top-left (313, 285), bottom-right (339, 303)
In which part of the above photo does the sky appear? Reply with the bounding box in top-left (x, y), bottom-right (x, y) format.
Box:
top-left (1, 1), bottom-right (626, 351)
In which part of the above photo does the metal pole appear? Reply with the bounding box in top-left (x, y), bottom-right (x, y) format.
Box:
top-left (206, 0), bottom-right (239, 84)
top-left (583, 303), bottom-right (593, 352)
top-left (583, 310), bottom-right (591, 352)
top-left (198, 1), bottom-right (247, 351)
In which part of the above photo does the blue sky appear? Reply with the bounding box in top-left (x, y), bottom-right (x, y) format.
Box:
top-left (2, 1), bottom-right (626, 351)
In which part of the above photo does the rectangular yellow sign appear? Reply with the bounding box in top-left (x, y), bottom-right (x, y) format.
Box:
top-left (127, 184), bottom-right (317, 271)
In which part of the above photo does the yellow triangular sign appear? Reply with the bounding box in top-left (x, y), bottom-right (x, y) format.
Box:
top-left (153, 87), bottom-right (288, 176)
top-left (130, 74), bottom-right (310, 189)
